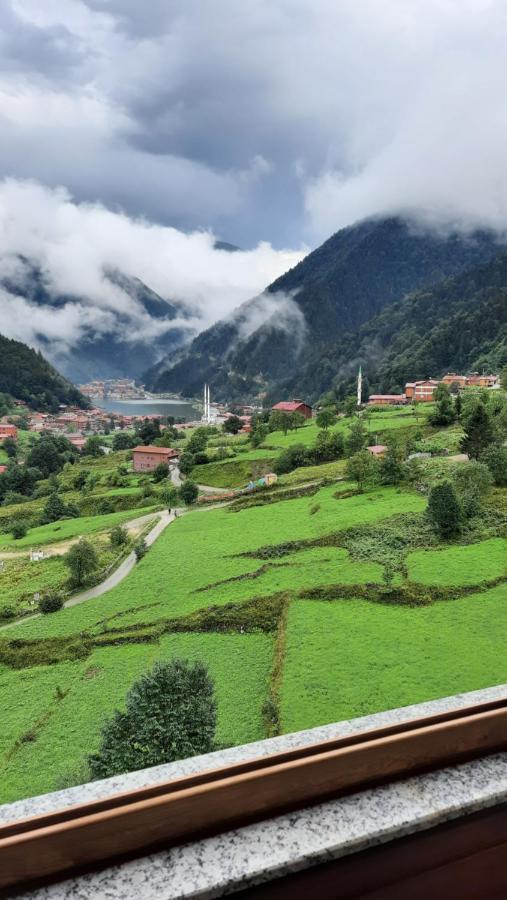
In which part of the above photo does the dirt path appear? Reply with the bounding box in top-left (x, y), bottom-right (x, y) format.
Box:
top-left (0, 511), bottom-right (160, 560)
top-left (65, 511), bottom-right (174, 608)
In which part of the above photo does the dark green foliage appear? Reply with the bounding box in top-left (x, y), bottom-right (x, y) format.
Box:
top-left (460, 403), bottom-right (496, 460)
top-left (427, 482), bottom-right (462, 537)
top-left (229, 483), bottom-right (319, 512)
top-left (152, 462), bottom-right (169, 482)
top-left (27, 435), bottom-right (77, 479)
top-left (110, 525), bottom-right (128, 549)
top-left (112, 431), bottom-right (137, 451)
top-left (40, 493), bottom-right (79, 524)
top-left (316, 408), bottom-right (336, 430)
top-left (136, 418), bottom-right (162, 445)
top-left (274, 443), bottom-right (310, 475)
top-left (11, 520), bottom-right (28, 540)
top-left (82, 435), bottom-right (104, 457)
top-left (313, 430), bottom-right (344, 462)
top-left (379, 442), bottom-right (405, 485)
top-left (178, 452), bottom-right (195, 475)
top-left (429, 385), bottom-right (457, 426)
top-left (179, 480), bottom-right (199, 505)
top-left (2, 436), bottom-right (17, 458)
top-left (345, 418), bottom-right (368, 455)
top-left (0, 334), bottom-right (88, 411)
top-left (39, 593), bottom-right (64, 614)
top-left (0, 635), bottom-right (92, 669)
top-left (64, 539), bottom-right (99, 586)
top-left (134, 539), bottom-right (148, 560)
top-left (148, 217), bottom-right (499, 402)
top-left (452, 461), bottom-right (493, 518)
top-left (186, 428), bottom-right (208, 454)
top-left (346, 451), bottom-right (379, 491)
top-left (88, 659), bottom-right (217, 779)
top-left (483, 444), bottom-right (507, 486)
top-left (223, 415), bottom-right (242, 434)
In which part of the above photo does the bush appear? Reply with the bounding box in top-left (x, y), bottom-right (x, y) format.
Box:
top-left (483, 444), bottom-right (507, 486)
top-left (11, 520), bottom-right (28, 540)
top-left (110, 525), bottom-right (128, 549)
top-left (39, 592), bottom-right (64, 614)
top-left (88, 659), bottom-right (216, 779)
top-left (179, 480), bottom-right (199, 505)
top-left (134, 539), bottom-right (148, 560)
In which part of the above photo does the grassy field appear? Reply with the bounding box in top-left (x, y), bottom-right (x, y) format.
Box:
top-left (1, 408), bottom-right (506, 805)
top-left (281, 589), bottom-right (507, 731)
top-left (0, 507), bottom-right (159, 550)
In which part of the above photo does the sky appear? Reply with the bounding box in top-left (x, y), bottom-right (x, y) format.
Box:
top-left (2, 0), bottom-right (507, 359)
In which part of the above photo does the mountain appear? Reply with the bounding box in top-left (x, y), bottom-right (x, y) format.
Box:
top-left (328, 252), bottom-right (507, 400)
top-left (0, 259), bottom-right (194, 384)
top-left (0, 334), bottom-right (88, 411)
top-left (146, 217), bottom-right (501, 402)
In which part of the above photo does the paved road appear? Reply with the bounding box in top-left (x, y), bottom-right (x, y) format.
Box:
top-left (65, 510), bottom-right (174, 608)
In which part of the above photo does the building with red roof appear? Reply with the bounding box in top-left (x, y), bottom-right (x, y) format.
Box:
top-left (271, 400), bottom-right (313, 419)
top-left (132, 445), bottom-right (179, 473)
top-left (368, 394), bottom-right (407, 406)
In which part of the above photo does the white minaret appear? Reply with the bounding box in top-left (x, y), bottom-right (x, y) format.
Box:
top-left (207, 384), bottom-right (211, 423)
top-left (357, 366), bottom-right (362, 408)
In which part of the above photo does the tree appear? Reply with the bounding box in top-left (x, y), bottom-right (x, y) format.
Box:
top-left (64, 539), bottom-right (99, 586)
top-left (179, 480), bottom-right (199, 505)
top-left (379, 442), bottom-right (404, 485)
top-left (83, 435), bottom-right (104, 457)
top-left (152, 462), bottom-right (169, 483)
top-left (178, 452), bottom-right (195, 476)
top-left (460, 402), bottom-right (496, 459)
top-left (429, 384), bottom-right (456, 427)
top-left (88, 659), bottom-right (217, 779)
top-left (427, 482), bottom-right (461, 537)
top-left (345, 450), bottom-right (378, 492)
top-left (345, 417), bottom-right (368, 455)
top-left (160, 485), bottom-right (179, 507)
top-left (40, 493), bottom-right (79, 524)
top-left (313, 430), bottom-right (344, 463)
top-left (453, 461), bottom-right (492, 517)
top-left (482, 444), bottom-right (507, 486)
top-left (500, 364), bottom-right (507, 391)
top-left (290, 412), bottom-right (306, 431)
top-left (251, 423), bottom-right (269, 448)
top-left (112, 431), bottom-right (137, 451)
top-left (2, 436), bottom-right (17, 458)
top-left (454, 393), bottom-right (462, 419)
top-left (343, 395), bottom-right (357, 416)
top-left (11, 520), bottom-right (27, 540)
top-left (186, 428), bottom-right (208, 453)
top-left (136, 418), bottom-right (162, 445)
top-left (316, 408), bottom-right (336, 430)
top-left (274, 443), bottom-right (310, 475)
top-left (269, 410), bottom-right (290, 435)
top-left (27, 436), bottom-right (70, 478)
top-left (223, 415), bottom-right (242, 434)
top-left (110, 525), bottom-right (128, 549)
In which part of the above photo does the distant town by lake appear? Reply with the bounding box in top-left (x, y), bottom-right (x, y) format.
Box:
top-left (99, 398), bottom-right (199, 420)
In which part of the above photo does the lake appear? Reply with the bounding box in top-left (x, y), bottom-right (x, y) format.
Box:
top-left (99, 399), bottom-right (200, 420)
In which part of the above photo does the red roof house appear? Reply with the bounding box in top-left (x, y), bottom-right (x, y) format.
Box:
top-left (0, 424), bottom-right (18, 441)
top-left (272, 400), bottom-right (312, 419)
top-left (132, 446), bottom-right (179, 472)
top-left (367, 444), bottom-right (388, 458)
top-left (368, 395), bottom-right (407, 406)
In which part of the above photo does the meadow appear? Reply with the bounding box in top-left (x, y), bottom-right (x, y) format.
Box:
top-left (1, 404), bottom-right (506, 804)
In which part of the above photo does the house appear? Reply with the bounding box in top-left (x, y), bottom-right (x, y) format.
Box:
top-left (272, 399), bottom-right (313, 419)
top-left (132, 446), bottom-right (180, 472)
top-left (466, 373), bottom-right (499, 388)
top-left (441, 374), bottom-right (467, 389)
top-left (367, 444), bottom-right (387, 458)
top-left (68, 435), bottom-right (87, 451)
top-left (405, 380), bottom-right (440, 402)
top-left (0, 423), bottom-right (18, 441)
top-left (0, 465), bottom-right (7, 474)
top-left (368, 394), bottom-right (407, 406)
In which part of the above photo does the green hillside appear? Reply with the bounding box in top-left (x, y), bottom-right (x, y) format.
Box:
top-left (0, 334), bottom-right (87, 411)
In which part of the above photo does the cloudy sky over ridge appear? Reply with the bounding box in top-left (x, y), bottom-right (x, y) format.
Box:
top-left (2, 0), bottom-right (507, 356)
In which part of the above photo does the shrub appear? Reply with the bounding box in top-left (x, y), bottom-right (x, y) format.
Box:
top-left (88, 659), bottom-right (216, 779)
top-left (64, 539), bottom-right (99, 586)
top-left (179, 480), bottom-right (199, 505)
top-left (110, 525), bottom-right (128, 549)
top-left (134, 539), bottom-right (148, 560)
top-left (11, 520), bottom-right (28, 540)
top-left (427, 481), bottom-right (461, 537)
top-left (39, 592), bottom-right (64, 614)
top-left (152, 462), bottom-right (169, 483)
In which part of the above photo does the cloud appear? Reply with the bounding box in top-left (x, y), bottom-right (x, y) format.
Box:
top-left (233, 290), bottom-right (306, 353)
top-left (0, 178), bottom-right (306, 357)
top-left (2, 2), bottom-right (507, 247)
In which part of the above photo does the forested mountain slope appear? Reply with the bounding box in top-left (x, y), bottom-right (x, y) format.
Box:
top-left (0, 334), bottom-right (88, 410)
top-left (146, 217), bottom-right (500, 401)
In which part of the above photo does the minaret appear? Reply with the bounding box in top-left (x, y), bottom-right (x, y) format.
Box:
top-left (357, 366), bottom-right (362, 408)
top-left (207, 384), bottom-right (211, 423)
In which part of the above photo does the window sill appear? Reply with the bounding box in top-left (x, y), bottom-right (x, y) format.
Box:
top-left (1, 683), bottom-right (506, 899)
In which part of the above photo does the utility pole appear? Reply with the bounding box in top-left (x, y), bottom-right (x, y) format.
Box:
top-left (357, 366), bottom-right (362, 408)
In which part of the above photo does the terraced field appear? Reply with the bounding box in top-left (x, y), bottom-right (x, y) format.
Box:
top-left (1, 474), bottom-right (506, 804)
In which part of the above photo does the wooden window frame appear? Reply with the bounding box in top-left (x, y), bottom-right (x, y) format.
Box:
top-left (0, 696), bottom-right (506, 896)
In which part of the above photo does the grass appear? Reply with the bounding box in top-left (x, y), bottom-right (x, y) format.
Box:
top-left (0, 633), bottom-right (273, 803)
top-left (281, 588), bottom-right (507, 732)
top-left (407, 537), bottom-right (507, 586)
top-left (193, 456), bottom-right (276, 488)
top-left (0, 508), bottom-right (159, 550)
